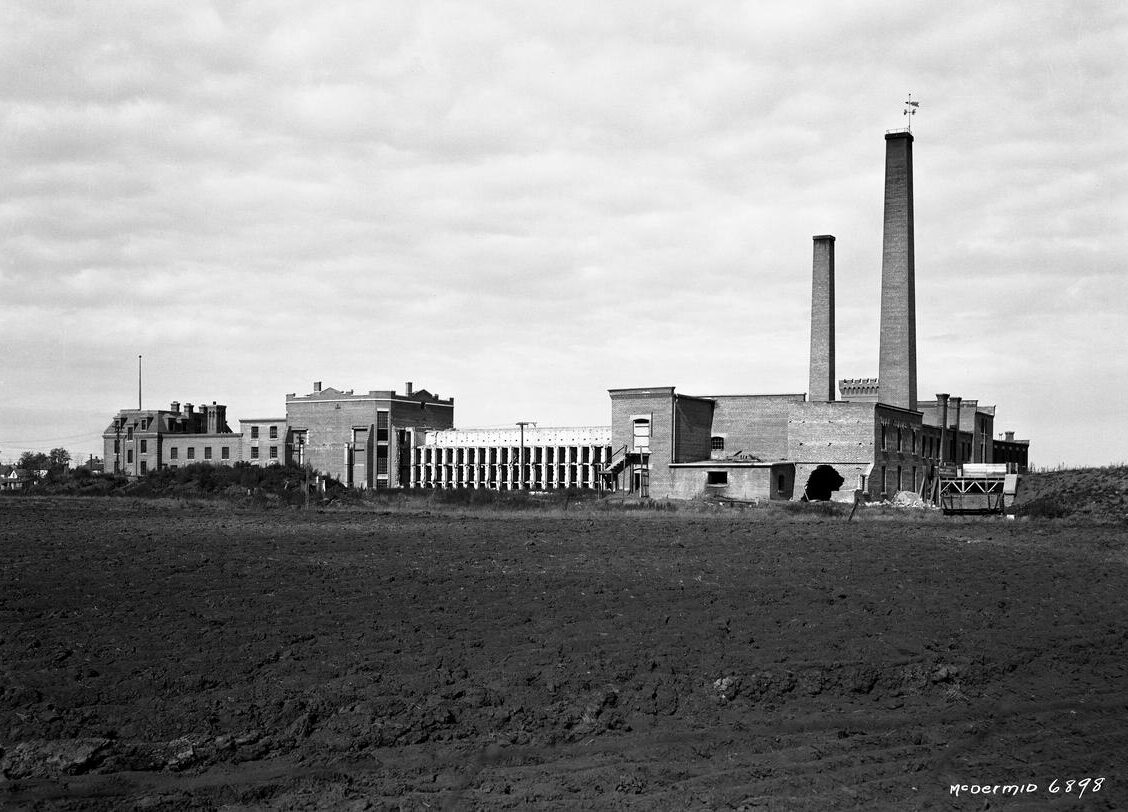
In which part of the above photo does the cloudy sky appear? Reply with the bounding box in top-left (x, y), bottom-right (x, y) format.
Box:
top-left (2, 1), bottom-right (1124, 467)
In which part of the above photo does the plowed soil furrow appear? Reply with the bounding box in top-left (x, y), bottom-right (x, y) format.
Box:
top-left (1, 497), bottom-right (1126, 810)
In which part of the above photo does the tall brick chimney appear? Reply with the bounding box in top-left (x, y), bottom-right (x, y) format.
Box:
top-left (878, 131), bottom-right (917, 411)
top-left (808, 235), bottom-right (836, 402)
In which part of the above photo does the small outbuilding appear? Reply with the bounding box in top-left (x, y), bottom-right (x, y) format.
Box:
top-left (667, 460), bottom-right (795, 501)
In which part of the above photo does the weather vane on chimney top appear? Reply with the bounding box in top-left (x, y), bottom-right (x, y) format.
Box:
top-left (903, 92), bottom-right (920, 132)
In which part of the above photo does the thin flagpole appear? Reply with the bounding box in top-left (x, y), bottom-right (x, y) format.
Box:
top-left (138, 355), bottom-right (142, 410)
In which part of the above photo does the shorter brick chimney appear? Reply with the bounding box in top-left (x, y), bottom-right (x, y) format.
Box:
top-left (935, 393), bottom-right (949, 465)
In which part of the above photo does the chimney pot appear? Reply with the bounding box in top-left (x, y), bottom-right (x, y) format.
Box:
top-left (313, 381), bottom-right (322, 393)
top-left (406, 381), bottom-right (413, 396)
top-left (1005, 431), bottom-right (1015, 442)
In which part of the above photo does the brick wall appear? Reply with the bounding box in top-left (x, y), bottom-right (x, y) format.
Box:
top-left (239, 420), bottom-right (288, 466)
top-left (872, 403), bottom-right (927, 496)
top-left (162, 434), bottom-right (243, 469)
top-left (609, 388), bottom-right (675, 495)
top-left (286, 396), bottom-right (375, 484)
top-left (709, 395), bottom-right (805, 460)
top-left (674, 396), bottom-right (714, 463)
top-left (286, 386), bottom-right (455, 488)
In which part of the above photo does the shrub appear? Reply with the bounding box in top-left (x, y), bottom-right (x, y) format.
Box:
top-left (1017, 494), bottom-right (1072, 519)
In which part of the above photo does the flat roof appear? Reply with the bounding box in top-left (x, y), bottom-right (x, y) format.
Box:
top-left (669, 460), bottom-right (789, 469)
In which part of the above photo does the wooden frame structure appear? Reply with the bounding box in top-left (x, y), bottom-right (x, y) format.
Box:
top-left (936, 464), bottom-right (1009, 515)
top-left (601, 445), bottom-right (650, 497)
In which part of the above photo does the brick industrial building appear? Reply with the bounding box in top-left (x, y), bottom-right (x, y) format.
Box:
top-left (102, 128), bottom-right (1028, 500)
top-left (104, 402), bottom-right (243, 476)
top-left (598, 129), bottom-right (1028, 501)
top-left (284, 382), bottom-right (454, 489)
top-left (102, 383), bottom-right (454, 486)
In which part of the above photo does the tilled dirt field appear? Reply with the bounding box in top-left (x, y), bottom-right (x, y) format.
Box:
top-left (1, 497), bottom-right (1125, 810)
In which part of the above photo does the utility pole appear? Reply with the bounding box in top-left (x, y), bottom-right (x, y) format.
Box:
top-left (515, 421), bottom-right (535, 489)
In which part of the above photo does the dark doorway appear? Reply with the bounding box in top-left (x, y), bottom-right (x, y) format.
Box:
top-left (804, 465), bottom-right (844, 501)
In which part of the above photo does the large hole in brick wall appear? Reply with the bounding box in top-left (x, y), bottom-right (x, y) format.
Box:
top-left (803, 465), bottom-right (844, 501)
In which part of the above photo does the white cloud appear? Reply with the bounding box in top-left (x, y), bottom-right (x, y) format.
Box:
top-left (0, 0), bottom-right (1125, 465)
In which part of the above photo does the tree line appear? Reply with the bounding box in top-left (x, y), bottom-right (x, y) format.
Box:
top-left (7, 448), bottom-right (74, 482)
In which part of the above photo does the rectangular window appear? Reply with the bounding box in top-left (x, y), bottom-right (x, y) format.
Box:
top-left (140, 460), bottom-right (147, 474)
top-left (114, 440), bottom-right (120, 453)
top-left (269, 446), bottom-right (278, 459)
top-left (269, 425), bottom-right (278, 439)
top-left (706, 471), bottom-right (728, 485)
top-left (251, 446), bottom-right (259, 459)
top-left (377, 445), bottom-right (388, 474)
top-left (127, 426), bottom-right (134, 439)
top-left (170, 447), bottom-right (178, 459)
top-left (204, 447), bottom-right (212, 460)
top-left (897, 429), bottom-right (903, 451)
top-left (251, 426), bottom-right (259, 439)
top-left (127, 449), bottom-right (133, 463)
top-left (376, 411), bottom-right (389, 441)
top-left (711, 436), bottom-right (725, 450)
top-left (140, 439), bottom-right (147, 453)
top-left (221, 446), bottom-right (230, 460)
top-left (880, 425), bottom-right (886, 451)
top-left (632, 419), bottom-right (650, 453)
top-left (187, 447), bottom-right (195, 459)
